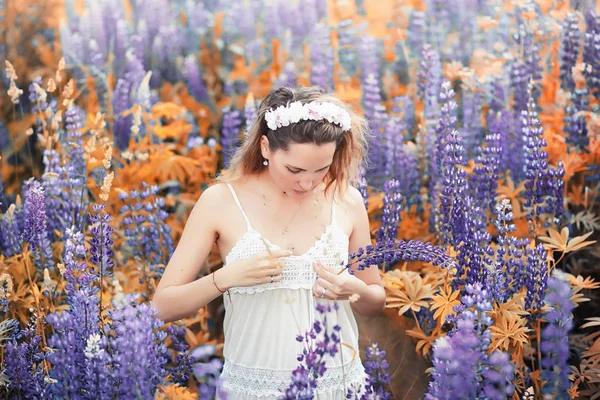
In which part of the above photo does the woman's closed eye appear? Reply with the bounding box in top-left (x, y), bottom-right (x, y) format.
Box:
top-left (287, 166), bottom-right (329, 175)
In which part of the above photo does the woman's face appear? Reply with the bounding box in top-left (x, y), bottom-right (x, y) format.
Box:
top-left (260, 137), bottom-right (336, 197)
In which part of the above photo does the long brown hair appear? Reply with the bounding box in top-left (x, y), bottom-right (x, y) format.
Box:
top-left (215, 86), bottom-right (370, 198)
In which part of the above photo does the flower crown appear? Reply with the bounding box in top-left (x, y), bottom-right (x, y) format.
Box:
top-left (265, 101), bottom-right (352, 132)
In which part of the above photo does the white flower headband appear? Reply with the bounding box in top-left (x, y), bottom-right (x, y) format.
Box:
top-left (265, 101), bottom-right (352, 132)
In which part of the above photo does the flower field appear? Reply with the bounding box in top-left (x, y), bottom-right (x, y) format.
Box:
top-left (1, 0), bottom-right (600, 398)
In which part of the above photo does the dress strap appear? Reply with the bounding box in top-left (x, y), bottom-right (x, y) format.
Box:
top-left (226, 183), bottom-right (252, 230)
top-left (330, 190), bottom-right (336, 226)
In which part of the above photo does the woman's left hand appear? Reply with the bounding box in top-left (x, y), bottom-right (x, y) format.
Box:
top-left (312, 261), bottom-right (366, 301)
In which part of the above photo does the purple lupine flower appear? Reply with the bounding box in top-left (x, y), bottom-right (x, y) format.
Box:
top-left (41, 150), bottom-right (68, 240)
top-left (5, 324), bottom-right (49, 398)
top-left (461, 87), bottom-right (483, 157)
top-left (359, 35), bottom-right (381, 86)
top-left (362, 72), bottom-right (382, 121)
top-left (425, 283), bottom-right (514, 399)
top-left (407, 11), bottom-right (426, 58)
top-left (583, 11), bottom-right (600, 100)
top-left (183, 55), bottom-right (209, 102)
top-left (264, 1), bottom-right (284, 41)
top-left (346, 238), bottom-right (456, 274)
top-left (469, 130), bottom-right (501, 220)
top-left (560, 13), bottom-right (581, 92)
top-left (21, 179), bottom-right (54, 272)
top-left (220, 106), bottom-right (242, 168)
top-left (509, 61), bottom-right (530, 112)
top-left (337, 18), bottom-right (358, 78)
top-left (451, 1), bottom-right (476, 62)
top-left (392, 95), bottom-right (415, 137)
top-left (356, 167), bottom-right (369, 210)
top-left (285, 3), bottom-right (308, 50)
top-left (0, 121), bottom-right (9, 164)
top-left (243, 92), bottom-right (258, 136)
top-left (425, 0), bottom-right (451, 51)
top-left (104, 293), bottom-right (170, 398)
top-left (362, 73), bottom-right (388, 188)
top-left (1, 204), bottom-right (23, 257)
top-left (564, 88), bottom-right (590, 151)
top-left (483, 351), bottom-right (516, 400)
top-left (28, 76), bottom-right (49, 115)
top-left (521, 97), bottom-right (564, 231)
top-left (274, 61), bottom-right (298, 90)
top-left (524, 243), bottom-right (548, 320)
top-left (166, 324), bottom-right (193, 387)
top-left (309, 23), bottom-right (334, 91)
top-left (189, 343), bottom-right (225, 398)
top-left (280, 302), bottom-right (342, 399)
top-left (459, 196), bottom-right (493, 288)
top-left (540, 275), bottom-right (574, 399)
top-left (436, 129), bottom-right (468, 248)
top-left (89, 203), bottom-right (115, 280)
top-left (120, 184), bottom-right (174, 299)
top-left (63, 106), bottom-right (89, 229)
top-left (376, 180), bottom-right (403, 270)
top-left (399, 144), bottom-right (422, 212)
top-left (45, 227), bottom-right (107, 398)
top-left (383, 116), bottom-right (404, 178)
top-left (185, 0), bottom-right (213, 37)
top-left (492, 199), bottom-right (518, 302)
top-left (363, 342), bottom-right (392, 399)
top-left (113, 18), bottom-right (130, 64)
top-left (112, 77), bottom-right (133, 150)
top-left (512, 17), bottom-right (543, 102)
top-left (429, 81), bottom-right (458, 228)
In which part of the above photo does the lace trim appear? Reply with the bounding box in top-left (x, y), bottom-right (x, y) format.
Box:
top-left (224, 226), bottom-right (349, 295)
top-left (221, 356), bottom-right (366, 398)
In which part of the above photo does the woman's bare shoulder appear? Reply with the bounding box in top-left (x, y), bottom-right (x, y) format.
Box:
top-left (337, 185), bottom-right (364, 210)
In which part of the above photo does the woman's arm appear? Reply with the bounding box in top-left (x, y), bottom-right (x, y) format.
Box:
top-left (151, 184), bottom-right (233, 323)
top-left (345, 186), bottom-right (387, 317)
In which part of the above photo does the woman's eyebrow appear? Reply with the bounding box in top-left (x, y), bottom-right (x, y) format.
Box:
top-left (287, 164), bottom-right (331, 171)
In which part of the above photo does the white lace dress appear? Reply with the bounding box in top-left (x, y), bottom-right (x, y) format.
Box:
top-left (216, 184), bottom-right (367, 399)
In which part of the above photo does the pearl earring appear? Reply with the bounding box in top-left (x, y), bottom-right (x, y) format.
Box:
top-left (263, 159), bottom-right (268, 166)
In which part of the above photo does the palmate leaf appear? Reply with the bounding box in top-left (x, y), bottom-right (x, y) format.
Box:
top-left (488, 314), bottom-right (531, 352)
top-left (429, 284), bottom-right (460, 325)
top-left (538, 227), bottom-right (596, 253)
top-left (569, 210), bottom-right (600, 232)
top-left (406, 326), bottom-right (443, 358)
top-left (142, 148), bottom-right (201, 184)
top-left (385, 273), bottom-right (435, 316)
top-left (155, 384), bottom-right (198, 400)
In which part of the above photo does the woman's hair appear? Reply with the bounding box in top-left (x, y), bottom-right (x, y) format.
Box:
top-left (215, 86), bottom-right (370, 198)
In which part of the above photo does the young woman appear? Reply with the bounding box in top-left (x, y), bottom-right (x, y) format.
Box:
top-left (151, 86), bottom-right (386, 399)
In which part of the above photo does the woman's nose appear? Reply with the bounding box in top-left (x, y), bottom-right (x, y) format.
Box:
top-left (299, 179), bottom-right (313, 190)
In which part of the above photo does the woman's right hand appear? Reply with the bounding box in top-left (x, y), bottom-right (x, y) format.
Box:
top-left (222, 249), bottom-right (293, 289)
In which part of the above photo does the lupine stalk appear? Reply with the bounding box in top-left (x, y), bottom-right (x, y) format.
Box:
top-left (346, 239), bottom-right (456, 274)
top-left (309, 23), bottom-right (334, 91)
top-left (376, 180), bottom-right (403, 270)
top-left (21, 179), bottom-right (54, 272)
top-left (559, 13), bottom-right (581, 92)
top-left (425, 284), bottom-right (514, 399)
top-left (281, 302), bottom-right (342, 399)
top-left (540, 275), bottom-right (574, 399)
top-left (524, 243), bottom-right (548, 320)
top-left (220, 107), bottom-right (242, 168)
top-left (363, 342), bottom-right (392, 399)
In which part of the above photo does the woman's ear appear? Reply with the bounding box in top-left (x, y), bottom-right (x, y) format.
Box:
top-left (260, 135), bottom-right (270, 159)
